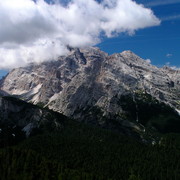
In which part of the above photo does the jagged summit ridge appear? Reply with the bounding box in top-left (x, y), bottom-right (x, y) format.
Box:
top-left (0, 47), bottom-right (179, 126)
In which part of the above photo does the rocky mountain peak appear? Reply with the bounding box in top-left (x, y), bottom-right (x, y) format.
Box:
top-left (0, 47), bottom-right (179, 130)
top-left (121, 50), bottom-right (136, 56)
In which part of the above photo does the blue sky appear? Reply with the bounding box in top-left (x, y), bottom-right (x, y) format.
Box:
top-left (0, 0), bottom-right (180, 78)
top-left (0, 70), bottom-right (8, 79)
top-left (97, 0), bottom-right (180, 67)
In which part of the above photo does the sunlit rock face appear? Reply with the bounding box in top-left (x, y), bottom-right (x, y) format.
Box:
top-left (1, 47), bottom-right (180, 128)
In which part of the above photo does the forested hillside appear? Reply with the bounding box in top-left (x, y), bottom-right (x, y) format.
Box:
top-left (1, 118), bottom-right (180, 180)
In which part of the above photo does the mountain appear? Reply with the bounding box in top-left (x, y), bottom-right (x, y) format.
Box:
top-left (0, 93), bottom-right (180, 180)
top-left (1, 48), bottom-right (180, 180)
top-left (0, 47), bottom-right (180, 137)
top-left (0, 93), bottom-right (67, 148)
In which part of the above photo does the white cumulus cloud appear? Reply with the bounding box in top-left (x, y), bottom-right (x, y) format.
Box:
top-left (0, 0), bottom-right (160, 69)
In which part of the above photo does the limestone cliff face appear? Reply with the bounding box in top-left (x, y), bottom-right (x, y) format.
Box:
top-left (0, 47), bottom-right (180, 128)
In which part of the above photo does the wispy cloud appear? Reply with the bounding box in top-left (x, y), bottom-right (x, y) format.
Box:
top-left (166, 53), bottom-right (173, 58)
top-left (145, 59), bottom-right (151, 64)
top-left (145, 0), bottom-right (180, 7)
top-left (165, 62), bottom-right (180, 70)
top-left (171, 66), bottom-right (180, 70)
top-left (161, 14), bottom-right (180, 21)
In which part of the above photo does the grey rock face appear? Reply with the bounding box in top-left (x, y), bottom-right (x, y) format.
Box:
top-left (0, 47), bottom-right (180, 127)
top-left (0, 96), bottom-right (62, 136)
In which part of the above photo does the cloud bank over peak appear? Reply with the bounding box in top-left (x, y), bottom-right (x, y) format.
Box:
top-left (0, 0), bottom-right (160, 69)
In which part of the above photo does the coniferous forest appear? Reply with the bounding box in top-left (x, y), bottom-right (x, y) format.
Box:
top-left (1, 116), bottom-right (180, 180)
